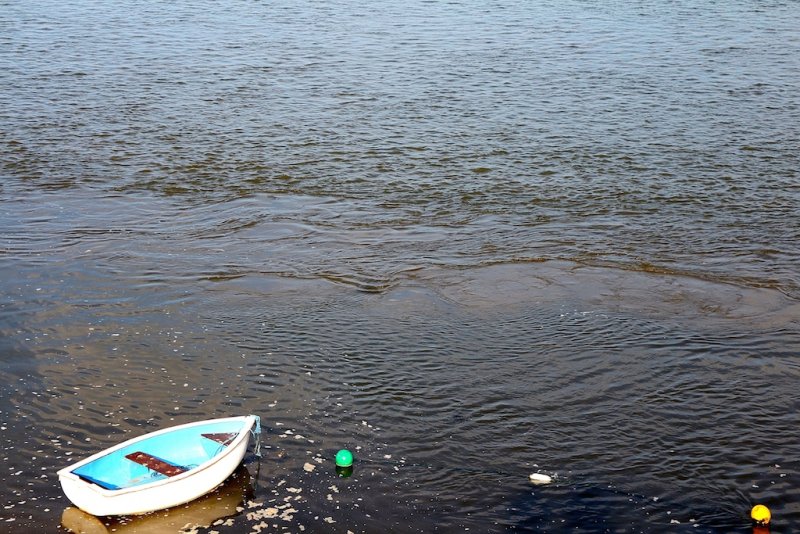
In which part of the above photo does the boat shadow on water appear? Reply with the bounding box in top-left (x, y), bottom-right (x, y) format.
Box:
top-left (60, 464), bottom-right (255, 534)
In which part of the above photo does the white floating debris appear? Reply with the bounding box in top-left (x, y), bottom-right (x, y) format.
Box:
top-left (529, 473), bottom-right (552, 485)
top-left (303, 462), bottom-right (316, 472)
top-left (248, 507), bottom-right (279, 520)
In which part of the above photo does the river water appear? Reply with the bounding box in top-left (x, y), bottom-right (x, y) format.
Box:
top-left (1, 1), bottom-right (799, 532)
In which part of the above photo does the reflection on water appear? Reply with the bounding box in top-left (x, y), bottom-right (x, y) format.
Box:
top-left (1, 0), bottom-right (799, 299)
top-left (61, 465), bottom-right (253, 533)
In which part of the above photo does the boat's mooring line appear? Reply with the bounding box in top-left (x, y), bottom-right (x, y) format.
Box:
top-left (251, 415), bottom-right (263, 458)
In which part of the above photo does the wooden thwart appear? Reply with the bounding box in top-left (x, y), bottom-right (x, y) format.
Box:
top-left (125, 451), bottom-right (187, 477)
top-left (202, 432), bottom-right (237, 446)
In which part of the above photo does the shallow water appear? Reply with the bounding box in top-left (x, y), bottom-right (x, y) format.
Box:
top-left (1, 1), bottom-right (799, 532)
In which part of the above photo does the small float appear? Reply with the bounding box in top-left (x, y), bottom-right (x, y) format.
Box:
top-left (57, 415), bottom-right (261, 516)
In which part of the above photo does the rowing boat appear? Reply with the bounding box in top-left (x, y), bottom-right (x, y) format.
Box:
top-left (57, 415), bottom-right (261, 516)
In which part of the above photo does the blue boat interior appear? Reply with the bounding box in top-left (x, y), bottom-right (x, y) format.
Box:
top-left (72, 420), bottom-right (245, 490)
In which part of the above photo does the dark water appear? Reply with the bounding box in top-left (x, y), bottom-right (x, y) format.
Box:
top-left (1, 1), bottom-right (799, 532)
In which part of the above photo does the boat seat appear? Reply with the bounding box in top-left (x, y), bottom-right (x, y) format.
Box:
top-left (202, 432), bottom-right (237, 446)
top-left (125, 451), bottom-right (187, 477)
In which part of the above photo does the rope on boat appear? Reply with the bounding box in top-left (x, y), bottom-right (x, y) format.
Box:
top-left (251, 415), bottom-right (262, 458)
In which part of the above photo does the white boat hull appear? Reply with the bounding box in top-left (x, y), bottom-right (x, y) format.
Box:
top-left (58, 415), bottom-right (260, 516)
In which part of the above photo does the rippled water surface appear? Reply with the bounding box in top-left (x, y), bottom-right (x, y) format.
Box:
top-left (1, 1), bottom-right (799, 532)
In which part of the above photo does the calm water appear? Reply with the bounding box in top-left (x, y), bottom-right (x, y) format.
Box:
top-left (1, 1), bottom-right (799, 532)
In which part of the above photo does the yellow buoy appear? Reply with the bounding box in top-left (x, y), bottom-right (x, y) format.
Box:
top-left (751, 504), bottom-right (771, 525)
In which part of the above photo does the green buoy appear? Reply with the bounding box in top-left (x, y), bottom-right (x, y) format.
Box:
top-left (335, 449), bottom-right (353, 468)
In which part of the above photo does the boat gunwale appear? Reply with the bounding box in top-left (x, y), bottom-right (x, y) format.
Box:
top-left (57, 415), bottom-right (257, 497)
